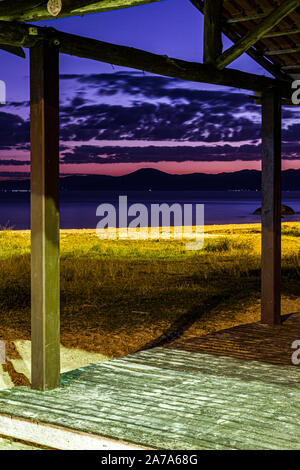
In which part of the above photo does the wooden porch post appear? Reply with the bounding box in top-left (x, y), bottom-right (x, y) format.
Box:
top-left (203, 0), bottom-right (223, 65)
top-left (261, 88), bottom-right (282, 325)
top-left (30, 42), bottom-right (60, 390)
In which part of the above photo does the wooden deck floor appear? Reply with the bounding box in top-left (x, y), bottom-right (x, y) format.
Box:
top-left (166, 312), bottom-right (300, 366)
top-left (0, 328), bottom-right (300, 449)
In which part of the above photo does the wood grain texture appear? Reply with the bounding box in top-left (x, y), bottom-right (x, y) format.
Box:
top-left (221, 0), bottom-right (300, 77)
top-left (203, 0), bottom-right (223, 65)
top-left (217, 0), bottom-right (300, 69)
top-left (0, 21), bottom-right (291, 95)
top-left (0, 0), bottom-right (164, 22)
top-left (167, 313), bottom-right (300, 366)
top-left (261, 88), bottom-right (282, 325)
top-left (1, 341), bottom-right (300, 449)
top-left (30, 43), bottom-right (60, 391)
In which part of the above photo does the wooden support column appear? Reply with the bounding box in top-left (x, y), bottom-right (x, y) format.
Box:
top-left (30, 42), bottom-right (60, 390)
top-left (203, 0), bottom-right (222, 65)
top-left (261, 88), bottom-right (282, 325)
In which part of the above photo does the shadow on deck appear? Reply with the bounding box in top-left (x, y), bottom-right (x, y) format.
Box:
top-left (166, 311), bottom-right (300, 366)
top-left (0, 314), bottom-right (300, 449)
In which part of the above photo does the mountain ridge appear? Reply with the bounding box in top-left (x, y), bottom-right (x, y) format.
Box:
top-left (0, 168), bottom-right (299, 191)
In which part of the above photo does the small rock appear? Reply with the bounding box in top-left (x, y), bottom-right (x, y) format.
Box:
top-left (253, 204), bottom-right (295, 215)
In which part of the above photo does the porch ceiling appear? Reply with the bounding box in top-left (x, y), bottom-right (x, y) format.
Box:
top-left (222, 0), bottom-right (300, 78)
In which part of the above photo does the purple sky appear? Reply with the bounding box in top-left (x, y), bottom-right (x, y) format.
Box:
top-left (0, 0), bottom-right (300, 179)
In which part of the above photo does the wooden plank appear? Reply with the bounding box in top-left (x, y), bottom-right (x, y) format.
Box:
top-left (1, 349), bottom-right (300, 449)
top-left (265, 47), bottom-right (300, 56)
top-left (30, 42), bottom-right (60, 390)
top-left (216, 0), bottom-right (300, 70)
top-left (281, 65), bottom-right (300, 70)
top-left (0, 0), bottom-right (41, 17)
top-left (0, 435), bottom-right (40, 450)
top-left (261, 88), bottom-right (282, 325)
top-left (0, 44), bottom-right (25, 57)
top-left (0, 0), bottom-right (164, 22)
top-left (203, 0), bottom-right (222, 65)
top-left (227, 13), bottom-right (270, 23)
top-left (167, 313), bottom-right (300, 366)
top-left (264, 28), bottom-right (300, 39)
top-left (189, 1), bottom-right (289, 82)
top-left (0, 415), bottom-right (145, 450)
top-left (0, 21), bottom-right (292, 96)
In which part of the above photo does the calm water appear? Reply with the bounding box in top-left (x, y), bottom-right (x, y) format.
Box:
top-left (1, 190), bottom-right (300, 229)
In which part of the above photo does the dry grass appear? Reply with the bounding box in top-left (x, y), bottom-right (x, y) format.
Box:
top-left (0, 222), bottom-right (299, 357)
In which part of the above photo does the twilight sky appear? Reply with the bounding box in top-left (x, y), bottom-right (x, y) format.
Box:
top-left (0, 0), bottom-right (300, 179)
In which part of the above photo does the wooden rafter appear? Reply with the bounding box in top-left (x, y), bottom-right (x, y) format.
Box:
top-left (216, 0), bottom-right (300, 70)
top-left (190, 0), bottom-right (289, 82)
top-left (265, 47), bottom-right (300, 56)
top-left (0, 20), bottom-right (291, 96)
top-left (0, 0), bottom-right (164, 22)
top-left (0, 1), bottom-right (43, 17)
top-left (227, 13), bottom-right (269, 24)
top-left (203, 0), bottom-right (222, 65)
top-left (281, 65), bottom-right (300, 70)
top-left (0, 44), bottom-right (25, 58)
top-left (264, 27), bottom-right (300, 39)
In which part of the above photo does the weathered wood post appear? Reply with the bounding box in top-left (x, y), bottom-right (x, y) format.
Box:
top-left (261, 88), bottom-right (282, 325)
top-left (30, 41), bottom-right (60, 390)
top-left (203, 0), bottom-right (223, 65)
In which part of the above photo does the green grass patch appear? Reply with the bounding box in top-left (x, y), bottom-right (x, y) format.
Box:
top-left (0, 223), bottom-right (299, 356)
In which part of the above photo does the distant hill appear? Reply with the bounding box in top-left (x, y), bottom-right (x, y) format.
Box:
top-left (0, 168), bottom-right (300, 191)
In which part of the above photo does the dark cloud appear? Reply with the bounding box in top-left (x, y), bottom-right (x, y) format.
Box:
top-left (58, 72), bottom-right (263, 143)
top-left (59, 72), bottom-right (300, 145)
top-left (60, 101), bottom-right (261, 142)
top-left (61, 144), bottom-right (262, 164)
top-left (0, 171), bottom-right (29, 178)
top-left (283, 123), bottom-right (300, 142)
top-left (61, 140), bottom-right (300, 165)
top-left (1, 72), bottom-right (300, 170)
top-left (0, 112), bottom-right (30, 149)
top-left (76, 72), bottom-right (252, 107)
top-left (0, 159), bottom-right (29, 166)
top-left (6, 101), bottom-right (29, 108)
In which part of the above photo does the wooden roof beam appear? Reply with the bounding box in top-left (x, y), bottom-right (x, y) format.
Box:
top-left (264, 27), bottom-right (300, 39)
top-left (190, 0), bottom-right (289, 81)
top-left (281, 65), bottom-right (300, 70)
top-left (266, 47), bottom-right (300, 56)
top-left (0, 1), bottom-right (43, 18)
top-left (0, 44), bottom-right (25, 57)
top-left (227, 13), bottom-right (269, 24)
top-left (203, 0), bottom-right (223, 65)
top-left (0, 20), bottom-right (291, 97)
top-left (0, 0), bottom-right (164, 22)
top-left (216, 0), bottom-right (300, 70)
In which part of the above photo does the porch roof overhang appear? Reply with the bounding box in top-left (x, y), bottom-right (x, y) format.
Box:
top-left (0, 1), bottom-right (299, 102)
top-left (0, 0), bottom-right (296, 391)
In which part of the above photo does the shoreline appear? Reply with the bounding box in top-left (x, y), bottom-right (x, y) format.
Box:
top-left (1, 220), bottom-right (300, 233)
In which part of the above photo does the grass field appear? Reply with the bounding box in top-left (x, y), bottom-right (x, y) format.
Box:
top-left (0, 223), bottom-right (299, 359)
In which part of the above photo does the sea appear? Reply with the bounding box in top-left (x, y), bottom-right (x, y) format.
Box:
top-left (1, 190), bottom-right (300, 229)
